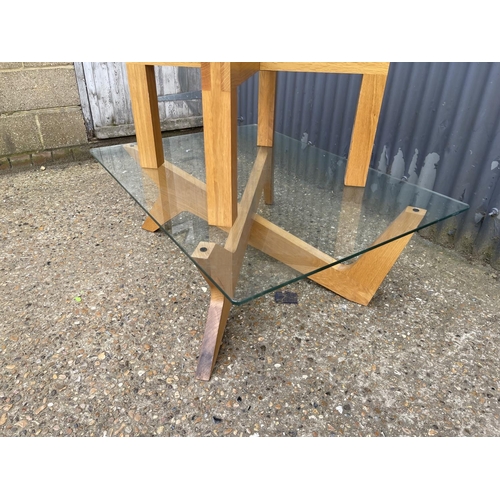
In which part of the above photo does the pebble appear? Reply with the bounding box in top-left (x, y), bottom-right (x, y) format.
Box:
top-left (34, 405), bottom-right (46, 415)
top-left (1, 162), bottom-right (500, 439)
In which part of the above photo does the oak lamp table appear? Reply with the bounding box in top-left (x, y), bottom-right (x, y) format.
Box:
top-left (91, 62), bottom-right (469, 380)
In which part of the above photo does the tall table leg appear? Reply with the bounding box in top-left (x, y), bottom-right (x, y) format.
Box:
top-left (258, 70), bottom-right (277, 205)
top-left (192, 147), bottom-right (271, 380)
top-left (126, 63), bottom-right (164, 170)
top-left (344, 72), bottom-right (388, 187)
top-left (201, 62), bottom-right (238, 227)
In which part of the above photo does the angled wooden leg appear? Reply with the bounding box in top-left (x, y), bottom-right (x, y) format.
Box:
top-left (192, 207), bottom-right (422, 380)
top-left (196, 283), bottom-right (232, 381)
top-left (312, 208), bottom-right (426, 305)
top-left (344, 71), bottom-right (388, 187)
top-left (190, 146), bottom-right (271, 288)
top-left (248, 207), bottom-right (426, 305)
top-left (191, 147), bottom-right (270, 380)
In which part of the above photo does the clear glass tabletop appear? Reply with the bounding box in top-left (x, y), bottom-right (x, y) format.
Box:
top-left (91, 125), bottom-right (469, 305)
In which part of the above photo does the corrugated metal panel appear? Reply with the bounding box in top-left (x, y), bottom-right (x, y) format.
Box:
top-left (238, 63), bottom-right (500, 269)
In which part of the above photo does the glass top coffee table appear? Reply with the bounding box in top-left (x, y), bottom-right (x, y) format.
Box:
top-left (91, 125), bottom-right (468, 377)
top-left (91, 62), bottom-right (469, 380)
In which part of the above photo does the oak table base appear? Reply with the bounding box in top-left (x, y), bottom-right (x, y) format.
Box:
top-left (102, 62), bottom-right (462, 380)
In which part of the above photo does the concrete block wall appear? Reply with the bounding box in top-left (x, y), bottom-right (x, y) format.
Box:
top-left (0, 62), bottom-right (89, 170)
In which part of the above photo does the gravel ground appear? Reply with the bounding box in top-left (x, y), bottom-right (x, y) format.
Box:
top-left (1, 160), bottom-right (499, 437)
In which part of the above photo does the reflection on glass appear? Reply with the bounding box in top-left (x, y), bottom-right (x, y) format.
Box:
top-left (91, 125), bottom-right (469, 304)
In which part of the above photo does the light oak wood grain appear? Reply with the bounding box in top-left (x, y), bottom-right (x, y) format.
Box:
top-left (123, 144), bottom-right (207, 230)
top-left (344, 72), bottom-right (388, 187)
top-left (201, 62), bottom-right (238, 227)
top-left (249, 207), bottom-right (426, 305)
top-left (191, 148), bottom-right (270, 380)
top-left (260, 62), bottom-right (389, 75)
top-left (230, 62), bottom-right (260, 88)
top-left (224, 147), bottom-right (270, 255)
top-left (130, 140), bottom-right (424, 307)
top-left (191, 147), bottom-right (270, 293)
top-left (257, 71), bottom-right (277, 205)
top-left (257, 71), bottom-right (277, 147)
top-left (126, 63), bottom-right (164, 169)
top-left (121, 60), bottom-right (424, 383)
top-left (138, 62), bottom-right (202, 67)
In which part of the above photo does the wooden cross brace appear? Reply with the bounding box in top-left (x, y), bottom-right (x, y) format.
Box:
top-left (123, 144), bottom-right (426, 380)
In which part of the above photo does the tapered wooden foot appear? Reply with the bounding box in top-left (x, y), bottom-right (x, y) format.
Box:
top-left (311, 207), bottom-right (426, 305)
top-left (142, 215), bottom-right (160, 232)
top-left (196, 284), bottom-right (232, 381)
top-left (248, 206), bottom-right (426, 305)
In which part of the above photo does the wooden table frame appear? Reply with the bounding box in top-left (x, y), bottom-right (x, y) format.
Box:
top-left (125, 62), bottom-right (425, 380)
